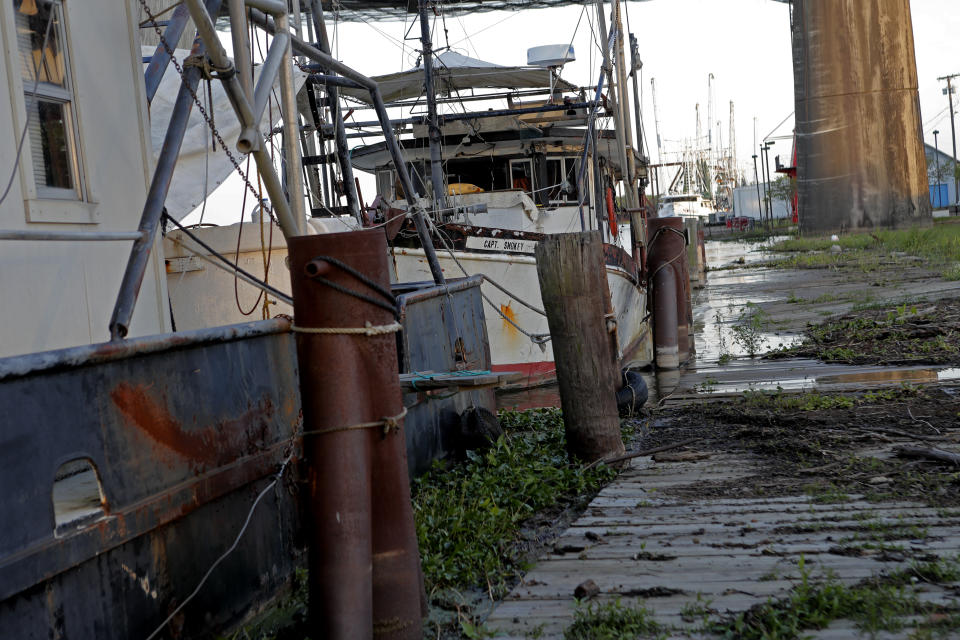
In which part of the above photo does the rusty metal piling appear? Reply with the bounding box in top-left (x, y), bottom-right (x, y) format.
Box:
top-left (647, 218), bottom-right (691, 369)
top-left (289, 229), bottom-right (422, 639)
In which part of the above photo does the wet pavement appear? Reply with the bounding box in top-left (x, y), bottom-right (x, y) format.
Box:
top-left (675, 237), bottom-right (960, 400)
top-left (486, 234), bottom-right (960, 638)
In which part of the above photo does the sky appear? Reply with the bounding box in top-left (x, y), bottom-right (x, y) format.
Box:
top-left (185, 0), bottom-right (960, 225)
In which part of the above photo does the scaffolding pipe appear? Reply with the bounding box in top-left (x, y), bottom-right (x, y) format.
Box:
top-left (249, 8), bottom-right (447, 284)
top-left (143, 3), bottom-right (192, 105)
top-left (109, 4), bottom-right (220, 341)
top-left (252, 32), bottom-right (289, 124)
top-left (0, 230), bottom-right (145, 241)
top-left (184, 0), bottom-right (301, 238)
top-left (277, 10), bottom-right (307, 234)
top-left (228, 0), bottom-right (253, 101)
top-left (308, 0), bottom-right (361, 221)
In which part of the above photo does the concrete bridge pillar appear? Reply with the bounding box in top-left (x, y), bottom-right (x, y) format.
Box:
top-left (792, 0), bottom-right (931, 234)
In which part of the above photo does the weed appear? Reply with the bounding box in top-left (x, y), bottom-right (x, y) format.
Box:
top-left (804, 483), bottom-right (852, 504)
top-left (696, 377), bottom-right (720, 393)
top-left (731, 302), bottom-right (769, 358)
top-left (564, 599), bottom-right (664, 640)
top-left (707, 556), bottom-right (960, 639)
top-left (413, 408), bottom-right (617, 598)
top-left (742, 389), bottom-right (856, 412)
top-left (943, 264), bottom-right (960, 281)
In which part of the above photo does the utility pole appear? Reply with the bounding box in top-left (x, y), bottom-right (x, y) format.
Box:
top-left (939, 73), bottom-right (959, 208)
top-left (752, 153), bottom-right (763, 223)
top-left (758, 144), bottom-right (768, 223)
top-left (765, 141), bottom-right (776, 224)
top-left (934, 129), bottom-right (943, 208)
top-left (418, 0), bottom-right (447, 209)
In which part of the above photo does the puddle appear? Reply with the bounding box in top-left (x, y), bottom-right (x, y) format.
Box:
top-left (704, 235), bottom-right (790, 268)
top-left (685, 362), bottom-right (960, 397)
top-left (497, 384), bottom-right (561, 410)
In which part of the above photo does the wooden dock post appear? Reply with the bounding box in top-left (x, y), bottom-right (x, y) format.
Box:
top-left (535, 231), bottom-right (625, 462)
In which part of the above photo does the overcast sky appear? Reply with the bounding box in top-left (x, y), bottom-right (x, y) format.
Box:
top-left (187, 0), bottom-right (960, 224)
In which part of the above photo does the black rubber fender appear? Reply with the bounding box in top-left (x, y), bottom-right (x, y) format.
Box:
top-left (616, 370), bottom-right (649, 416)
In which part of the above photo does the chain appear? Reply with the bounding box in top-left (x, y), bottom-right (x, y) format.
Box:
top-left (139, 0), bottom-right (278, 222)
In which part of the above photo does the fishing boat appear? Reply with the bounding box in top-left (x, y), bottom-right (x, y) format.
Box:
top-left (331, 28), bottom-right (655, 388)
top-left (657, 192), bottom-right (717, 220)
top-left (348, 92), bottom-right (653, 387)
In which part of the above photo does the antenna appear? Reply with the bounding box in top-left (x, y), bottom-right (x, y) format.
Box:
top-left (729, 101), bottom-right (737, 185)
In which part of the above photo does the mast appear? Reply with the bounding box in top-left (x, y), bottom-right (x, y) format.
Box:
top-left (729, 101), bottom-right (737, 185)
top-left (594, 0), bottom-right (634, 218)
top-left (707, 73), bottom-right (714, 152)
top-left (650, 77), bottom-right (664, 195)
top-left (629, 34), bottom-right (647, 197)
top-left (612, 0), bottom-right (637, 210)
top-left (418, 0), bottom-right (447, 209)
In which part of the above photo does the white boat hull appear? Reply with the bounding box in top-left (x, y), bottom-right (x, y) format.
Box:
top-left (391, 247), bottom-right (652, 388)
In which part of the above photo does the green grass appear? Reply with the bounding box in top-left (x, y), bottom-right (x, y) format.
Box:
top-left (412, 408), bottom-right (617, 599)
top-left (565, 599), bottom-right (665, 640)
top-left (708, 556), bottom-right (960, 639)
top-left (770, 221), bottom-right (960, 268)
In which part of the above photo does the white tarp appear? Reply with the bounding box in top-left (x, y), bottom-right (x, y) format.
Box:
top-left (144, 46), bottom-right (306, 220)
top-left (339, 50), bottom-right (575, 104)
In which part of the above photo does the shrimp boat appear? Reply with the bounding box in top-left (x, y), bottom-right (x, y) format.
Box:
top-left (337, 42), bottom-right (655, 388)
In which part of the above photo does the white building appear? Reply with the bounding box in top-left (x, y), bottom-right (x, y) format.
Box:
top-left (732, 183), bottom-right (792, 220)
top-left (0, 0), bottom-right (170, 357)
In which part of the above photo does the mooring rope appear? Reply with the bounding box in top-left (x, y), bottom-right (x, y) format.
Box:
top-left (291, 321), bottom-right (403, 336)
top-left (301, 407), bottom-right (408, 438)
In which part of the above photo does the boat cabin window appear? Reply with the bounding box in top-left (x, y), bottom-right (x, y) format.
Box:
top-left (14, 0), bottom-right (83, 200)
top-left (509, 159), bottom-right (533, 197)
top-left (545, 157), bottom-right (579, 204)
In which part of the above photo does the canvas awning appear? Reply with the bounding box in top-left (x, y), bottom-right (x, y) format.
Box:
top-left (339, 50), bottom-right (575, 104)
top-left (145, 47), bottom-right (306, 220)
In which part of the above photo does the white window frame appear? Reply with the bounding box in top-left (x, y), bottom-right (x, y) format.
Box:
top-left (509, 159), bottom-right (534, 196)
top-left (545, 156), bottom-right (581, 205)
top-left (2, 0), bottom-right (97, 223)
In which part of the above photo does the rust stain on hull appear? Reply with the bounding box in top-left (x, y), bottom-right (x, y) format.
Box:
top-left (110, 382), bottom-right (275, 470)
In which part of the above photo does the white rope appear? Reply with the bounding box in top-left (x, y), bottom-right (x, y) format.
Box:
top-left (291, 321), bottom-right (403, 336)
top-left (143, 452), bottom-right (295, 640)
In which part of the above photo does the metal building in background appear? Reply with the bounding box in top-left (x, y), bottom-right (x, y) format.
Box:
top-left (791, 0), bottom-right (931, 233)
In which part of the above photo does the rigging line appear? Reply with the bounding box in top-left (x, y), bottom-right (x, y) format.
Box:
top-left (447, 10), bottom-right (520, 48)
top-left (564, 4), bottom-right (587, 70)
top-left (143, 452), bottom-right (294, 640)
top-left (451, 5), bottom-right (479, 60)
top-left (763, 111), bottom-right (795, 142)
top-left (164, 213), bottom-right (293, 305)
top-left (430, 222), bottom-right (546, 316)
top-left (234, 154), bottom-right (265, 316)
top-left (332, 0), bottom-right (409, 54)
top-left (430, 220), bottom-right (550, 325)
top-left (197, 85), bottom-right (211, 225)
